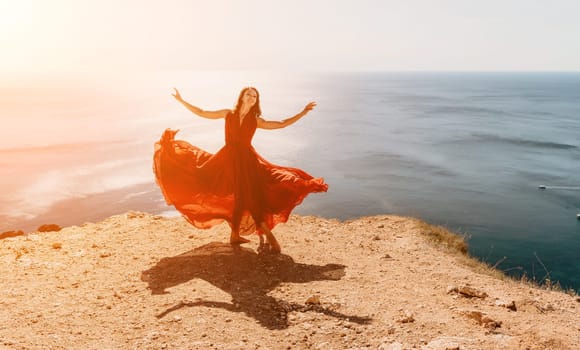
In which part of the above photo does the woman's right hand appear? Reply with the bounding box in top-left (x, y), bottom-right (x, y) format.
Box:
top-left (172, 88), bottom-right (183, 102)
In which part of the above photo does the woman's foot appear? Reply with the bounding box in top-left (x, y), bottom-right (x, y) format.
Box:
top-left (230, 232), bottom-right (251, 245)
top-left (260, 223), bottom-right (281, 254)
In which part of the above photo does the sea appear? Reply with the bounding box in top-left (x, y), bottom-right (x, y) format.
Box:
top-left (1, 71), bottom-right (579, 292)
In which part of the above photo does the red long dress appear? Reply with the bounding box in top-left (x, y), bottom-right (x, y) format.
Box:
top-left (153, 111), bottom-right (328, 235)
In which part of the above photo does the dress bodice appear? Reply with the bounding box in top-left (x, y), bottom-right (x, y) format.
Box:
top-left (225, 111), bottom-right (257, 147)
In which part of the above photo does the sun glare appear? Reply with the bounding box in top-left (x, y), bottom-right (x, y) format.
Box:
top-left (0, 0), bottom-right (36, 37)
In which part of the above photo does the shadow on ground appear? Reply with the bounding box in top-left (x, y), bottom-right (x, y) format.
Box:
top-left (141, 242), bottom-right (371, 329)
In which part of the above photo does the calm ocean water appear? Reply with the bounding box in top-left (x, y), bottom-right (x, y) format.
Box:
top-left (2, 71), bottom-right (579, 291)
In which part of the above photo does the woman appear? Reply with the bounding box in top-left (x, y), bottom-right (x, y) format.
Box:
top-left (153, 87), bottom-right (328, 253)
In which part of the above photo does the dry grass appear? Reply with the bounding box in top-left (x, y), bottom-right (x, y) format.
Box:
top-left (413, 218), bottom-right (508, 280)
top-left (412, 218), bottom-right (579, 296)
top-left (413, 218), bottom-right (468, 255)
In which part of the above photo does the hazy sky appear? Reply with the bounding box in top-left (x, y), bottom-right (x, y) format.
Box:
top-left (1, 0), bottom-right (580, 76)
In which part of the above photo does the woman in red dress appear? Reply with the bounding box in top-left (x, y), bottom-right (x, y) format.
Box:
top-left (153, 87), bottom-right (328, 253)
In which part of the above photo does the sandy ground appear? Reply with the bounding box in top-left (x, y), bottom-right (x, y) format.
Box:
top-left (0, 212), bottom-right (578, 350)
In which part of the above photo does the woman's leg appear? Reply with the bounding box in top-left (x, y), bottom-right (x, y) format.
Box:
top-left (259, 222), bottom-right (281, 253)
top-left (230, 205), bottom-right (250, 245)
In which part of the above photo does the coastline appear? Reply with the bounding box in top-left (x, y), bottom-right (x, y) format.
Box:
top-left (0, 182), bottom-right (164, 233)
top-left (1, 212), bottom-right (578, 349)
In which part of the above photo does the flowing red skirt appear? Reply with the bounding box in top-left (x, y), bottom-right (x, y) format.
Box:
top-left (153, 129), bottom-right (328, 235)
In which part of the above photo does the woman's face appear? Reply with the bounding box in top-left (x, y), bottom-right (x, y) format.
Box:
top-left (242, 89), bottom-right (258, 107)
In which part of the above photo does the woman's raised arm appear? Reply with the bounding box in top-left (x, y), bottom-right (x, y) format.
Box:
top-left (257, 101), bottom-right (317, 130)
top-left (172, 88), bottom-right (230, 119)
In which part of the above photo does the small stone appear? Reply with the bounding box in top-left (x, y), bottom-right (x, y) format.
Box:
top-left (37, 224), bottom-right (61, 232)
top-left (516, 299), bottom-right (555, 314)
top-left (425, 338), bottom-right (461, 350)
top-left (315, 342), bottom-right (329, 349)
top-left (447, 285), bottom-right (459, 294)
top-left (463, 310), bottom-right (501, 329)
top-left (305, 295), bottom-right (321, 305)
top-left (100, 252), bottom-right (112, 258)
top-left (373, 235), bottom-right (381, 240)
top-left (398, 311), bottom-right (415, 323)
top-left (379, 341), bottom-right (403, 350)
top-left (495, 299), bottom-right (517, 311)
top-left (464, 310), bottom-right (483, 323)
top-left (126, 211), bottom-right (145, 219)
top-left (52, 242), bottom-right (62, 249)
top-left (377, 224), bottom-right (385, 228)
top-left (0, 230), bottom-right (24, 239)
top-left (457, 285), bottom-right (488, 298)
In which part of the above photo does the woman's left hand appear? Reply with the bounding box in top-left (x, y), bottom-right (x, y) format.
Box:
top-left (303, 101), bottom-right (317, 114)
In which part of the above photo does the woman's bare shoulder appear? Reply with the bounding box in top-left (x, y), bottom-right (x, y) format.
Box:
top-left (214, 109), bottom-right (233, 118)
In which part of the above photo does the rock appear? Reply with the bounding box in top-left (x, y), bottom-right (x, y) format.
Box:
top-left (0, 230), bottom-right (24, 240)
top-left (37, 224), bottom-right (62, 232)
top-left (305, 295), bottom-right (321, 305)
top-left (125, 211), bottom-right (145, 219)
top-left (378, 224), bottom-right (385, 228)
top-left (379, 341), bottom-right (403, 350)
top-left (315, 342), bottom-right (330, 349)
top-left (462, 311), bottom-right (501, 330)
top-left (456, 285), bottom-right (488, 298)
top-left (398, 310), bottom-right (415, 323)
top-left (516, 299), bottom-right (553, 313)
top-left (446, 286), bottom-right (458, 294)
top-left (495, 299), bottom-right (517, 311)
top-left (51, 242), bottom-right (62, 249)
top-left (424, 337), bottom-right (462, 350)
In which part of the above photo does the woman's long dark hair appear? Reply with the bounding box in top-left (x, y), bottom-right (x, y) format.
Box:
top-left (233, 87), bottom-right (262, 117)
